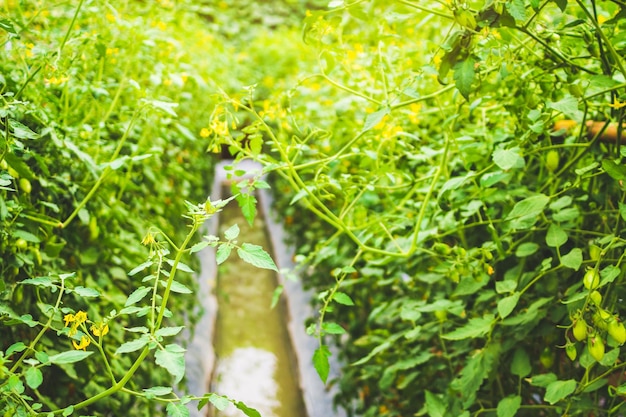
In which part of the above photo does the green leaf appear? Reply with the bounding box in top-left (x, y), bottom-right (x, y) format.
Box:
top-left (9, 119), bottom-right (39, 139)
top-left (602, 159), bottom-right (626, 181)
top-left (129, 261), bottom-right (153, 276)
top-left (13, 230), bottom-right (40, 242)
top-left (270, 285), bottom-right (284, 309)
top-left (510, 348), bottom-right (531, 377)
top-left (544, 379), bottom-right (577, 404)
top-left (236, 193), bottom-right (257, 226)
top-left (62, 406), bottom-right (74, 417)
top-left (493, 148), bottom-right (525, 171)
top-left (546, 223), bottom-right (568, 248)
top-left (143, 99), bottom-right (179, 117)
top-left (143, 386), bottom-right (173, 399)
top-left (6, 342), bottom-right (27, 357)
top-left (442, 314), bottom-right (495, 340)
top-left (125, 286), bottom-right (151, 307)
top-left (165, 280), bottom-right (193, 294)
top-left (362, 107), bottom-right (390, 132)
top-left (166, 403), bottom-right (189, 417)
top-left (234, 401), bottom-right (262, 417)
top-left (548, 95), bottom-right (583, 122)
top-left (20, 277), bottom-right (55, 288)
top-left (332, 291), bottom-right (354, 306)
top-left (322, 322), bottom-right (346, 335)
top-left (453, 57), bottom-right (476, 100)
top-left (600, 265), bottom-right (621, 286)
top-left (424, 390), bottom-right (446, 417)
top-left (224, 224), bottom-right (240, 240)
top-left (205, 394), bottom-right (230, 411)
top-left (115, 334), bottom-right (150, 354)
top-left (506, 0), bottom-right (527, 22)
top-left (313, 345), bottom-right (331, 383)
top-left (25, 367), bottom-right (43, 389)
top-left (450, 343), bottom-right (499, 401)
top-left (155, 344), bottom-right (186, 383)
top-left (0, 18), bottom-right (17, 34)
top-left (216, 244), bottom-right (233, 265)
top-left (237, 243), bottom-right (278, 271)
top-left (515, 242), bottom-right (539, 257)
top-left (7, 374), bottom-right (24, 394)
top-left (498, 293), bottom-right (520, 319)
top-left (73, 286), bottom-right (100, 297)
top-left (190, 241), bottom-right (210, 253)
top-left (497, 395), bottom-right (521, 417)
top-left (561, 248), bottom-right (582, 270)
top-left (48, 350), bottom-right (93, 364)
top-left (495, 279), bottom-right (517, 294)
top-left (167, 259), bottom-right (195, 273)
top-left (507, 194), bottom-right (549, 219)
top-left (155, 326), bottom-right (185, 338)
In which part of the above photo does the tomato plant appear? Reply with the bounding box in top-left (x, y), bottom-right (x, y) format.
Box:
top-left (220, 0), bottom-right (626, 415)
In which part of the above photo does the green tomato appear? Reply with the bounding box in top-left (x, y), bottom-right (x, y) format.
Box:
top-left (19, 178), bottom-right (32, 194)
top-left (540, 346), bottom-right (555, 369)
top-left (593, 308), bottom-right (612, 331)
top-left (565, 343), bottom-right (577, 361)
top-left (589, 290), bottom-right (602, 306)
top-left (589, 244), bottom-right (601, 261)
top-left (608, 319), bottom-right (626, 345)
top-left (588, 335), bottom-right (605, 362)
top-left (545, 150), bottom-right (559, 172)
top-left (15, 238), bottom-right (28, 250)
top-left (583, 269), bottom-right (600, 290)
top-left (434, 310), bottom-right (448, 322)
top-left (572, 318), bottom-right (587, 342)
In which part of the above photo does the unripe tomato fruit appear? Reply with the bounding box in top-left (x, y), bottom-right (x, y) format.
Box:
top-left (565, 343), bottom-right (577, 361)
top-left (546, 150), bottom-right (559, 172)
top-left (593, 308), bottom-right (612, 330)
top-left (608, 319), bottom-right (626, 345)
top-left (583, 269), bottom-right (600, 290)
top-left (19, 178), bottom-right (32, 194)
top-left (589, 290), bottom-right (602, 306)
top-left (573, 318), bottom-right (587, 342)
top-left (540, 347), bottom-right (555, 368)
top-left (588, 336), bottom-right (605, 362)
top-left (15, 238), bottom-right (28, 250)
top-left (589, 244), bottom-right (601, 261)
top-left (434, 310), bottom-right (447, 322)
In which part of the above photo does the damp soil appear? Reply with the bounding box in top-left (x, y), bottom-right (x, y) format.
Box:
top-left (211, 191), bottom-right (307, 417)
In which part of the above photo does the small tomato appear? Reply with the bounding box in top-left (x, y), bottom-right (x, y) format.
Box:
top-left (583, 269), bottom-right (600, 290)
top-left (588, 335), bottom-right (605, 362)
top-left (608, 319), bottom-right (626, 345)
top-left (15, 238), bottom-right (28, 250)
top-left (565, 343), bottom-right (577, 361)
top-left (19, 178), bottom-right (32, 194)
top-left (545, 150), bottom-right (559, 172)
top-left (540, 347), bottom-right (555, 369)
top-left (572, 318), bottom-right (587, 342)
top-left (589, 290), bottom-right (602, 306)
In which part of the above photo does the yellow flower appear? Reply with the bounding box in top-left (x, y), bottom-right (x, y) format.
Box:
top-left (91, 323), bottom-right (109, 337)
top-left (200, 128), bottom-right (210, 138)
top-left (74, 311), bottom-right (87, 326)
top-left (141, 231), bottom-right (156, 246)
top-left (72, 335), bottom-right (91, 351)
top-left (608, 99), bottom-right (626, 109)
top-left (63, 313), bottom-right (75, 327)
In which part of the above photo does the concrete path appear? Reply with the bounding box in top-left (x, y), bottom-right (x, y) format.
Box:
top-left (184, 159), bottom-right (346, 417)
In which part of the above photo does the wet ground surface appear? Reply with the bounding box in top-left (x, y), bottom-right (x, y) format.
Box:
top-left (211, 191), bottom-right (307, 417)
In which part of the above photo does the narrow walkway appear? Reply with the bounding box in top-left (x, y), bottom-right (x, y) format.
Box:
top-left (184, 159), bottom-right (346, 417)
top-left (211, 192), bottom-right (306, 416)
